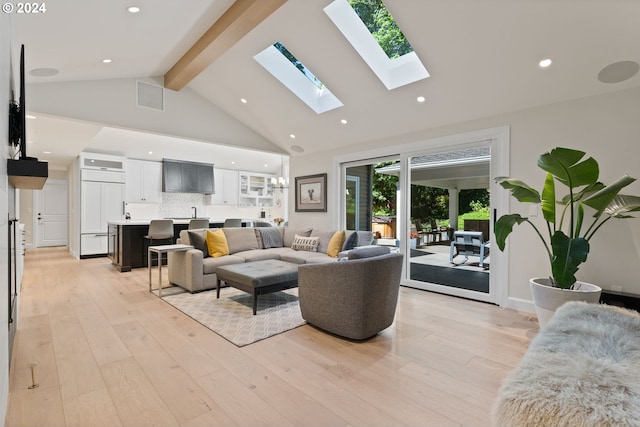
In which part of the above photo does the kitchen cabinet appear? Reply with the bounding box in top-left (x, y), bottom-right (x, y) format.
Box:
top-left (80, 170), bottom-right (125, 257)
top-left (211, 169), bottom-right (239, 205)
top-left (238, 172), bottom-right (275, 207)
top-left (162, 159), bottom-right (214, 194)
top-left (126, 159), bottom-right (162, 203)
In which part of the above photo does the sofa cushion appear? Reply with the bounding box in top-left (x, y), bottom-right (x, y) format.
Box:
top-left (283, 227), bottom-right (312, 248)
top-left (281, 250), bottom-right (324, 264)
top-left (234, 249), bottom-right (281, 262)
top-left (348, 245), bottom-right (391, 259)
top-left (206, 229), bottom-right (229, 258)
top-left (188, 230), bottom-right (209, 257)
top-left (310, 229), bottom-right (337, 254)
top-left (327, 230), bottom-right (346, 257)
top-left (342, 231), bottom-right (359, 251)
top-left (202, 255), bottom-right (245, 274)
top-left (305, 254), bottom-right (339, 264)
top-left (291, 234), bottom-right (319, 252)
top-left (223, 227), bottom-right (260, 254)
top-left (258, 227), bottom-right (283, 248)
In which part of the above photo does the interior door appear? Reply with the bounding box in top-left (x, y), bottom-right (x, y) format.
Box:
top-left (35, 179), bottom-right (69, 247)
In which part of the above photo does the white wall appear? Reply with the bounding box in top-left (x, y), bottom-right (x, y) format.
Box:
top-left (1, 10), bottom-right (14, 425)
top-left (289, 87), bottom-right (640, 307)
top-left (28, 78), bottom-right (282, 153)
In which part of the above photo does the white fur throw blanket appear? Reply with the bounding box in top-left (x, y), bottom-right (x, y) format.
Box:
top-left (493, 301), bottom-right (640, 427)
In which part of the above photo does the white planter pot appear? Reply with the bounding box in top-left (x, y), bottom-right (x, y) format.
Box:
top-left (410, 238), bottom-right (417, 249)
top-left (530, 277), bottom-right (602, 328)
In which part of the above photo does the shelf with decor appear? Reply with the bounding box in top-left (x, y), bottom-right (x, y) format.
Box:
top-left (238, 172), bottom-right (275, 207)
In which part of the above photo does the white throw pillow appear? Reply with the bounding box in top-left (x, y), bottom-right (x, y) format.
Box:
top-left (291, 234), bottom-right (319, 252)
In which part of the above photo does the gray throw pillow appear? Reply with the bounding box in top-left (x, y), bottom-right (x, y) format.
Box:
top-left (259, 227), bottom-right (283, 248)
top-left (342, 231), bottom-right (359, 251)
top-left (188, 230), bottom-right (209, 257)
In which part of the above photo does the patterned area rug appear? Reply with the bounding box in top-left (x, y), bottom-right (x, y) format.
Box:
top-left (162, 287), bottom-right (305, 347)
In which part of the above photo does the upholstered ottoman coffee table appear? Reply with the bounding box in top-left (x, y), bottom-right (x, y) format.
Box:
top-left (215, 260), bottom-right (299, 315)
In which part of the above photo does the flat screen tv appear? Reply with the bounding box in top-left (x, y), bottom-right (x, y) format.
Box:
top-left (7, 44), bottom-right (48, 189)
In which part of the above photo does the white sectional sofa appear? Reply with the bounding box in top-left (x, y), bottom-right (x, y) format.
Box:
top-left (168, 226), bottom-right (374, 293)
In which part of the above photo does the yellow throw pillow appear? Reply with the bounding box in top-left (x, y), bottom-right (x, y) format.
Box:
top-left (206, 229), bottom-right (229, 258)
top-left (327, 230), bottom-right (346, 258)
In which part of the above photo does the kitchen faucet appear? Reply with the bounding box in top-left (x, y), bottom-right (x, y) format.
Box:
top-left (191, 206), bottom-right (197, 218)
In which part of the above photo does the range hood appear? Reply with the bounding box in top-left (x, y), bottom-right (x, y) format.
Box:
top-left (8, 45), bottom-right (48, 190)
top-left (8, 158), bottom-right (48, 189)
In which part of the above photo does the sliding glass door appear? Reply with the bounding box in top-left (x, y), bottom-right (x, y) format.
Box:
top-left (338, 128), bottom-right (509, 306)
top-left (406, 145), bottom-right (493, 302)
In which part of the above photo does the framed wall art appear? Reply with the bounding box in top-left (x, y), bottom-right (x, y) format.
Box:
top-left (295, 173), bottom-right (327, 212)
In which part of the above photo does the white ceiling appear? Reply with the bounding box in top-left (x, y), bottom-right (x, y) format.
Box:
top-left (13, 0), bottom-right (640, 172)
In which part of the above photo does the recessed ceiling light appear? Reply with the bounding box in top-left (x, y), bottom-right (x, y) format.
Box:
top-left (148, 151), bottom-right (153, 155)
top-left (538, 58), bottom-right (552, 68)
top-left (289, 134), bottom-right (296, 139)
top-left (127, 6), bottom-right (140, 13)
top-left (291, 145), bottom-right (304, 153)
top-left (240, 98), bottom-right (247, 104)
top-left (102, 59), bottom-right (112, 64)
top-left (43, 151), bottom-right (51, 154)
top-left (416, 96), bottom-right (426, 103)
top-left (29, 67), bottom-right (59, 77)
top-left (341, 119), bottom-right (348, 124)
top-left (264, 164), bottom-right (269, 168)
top-left (231, 161), bottom-right (236, 165)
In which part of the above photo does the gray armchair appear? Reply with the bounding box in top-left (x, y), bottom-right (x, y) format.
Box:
top-left (298, 247), bottom-right (403, 340)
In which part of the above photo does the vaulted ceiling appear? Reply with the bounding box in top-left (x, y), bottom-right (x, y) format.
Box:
top-left (14, 0), bottom-right (640, 171)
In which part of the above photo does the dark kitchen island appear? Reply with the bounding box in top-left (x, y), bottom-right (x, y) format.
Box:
top-left (107, 218), bottom-right (237, 272)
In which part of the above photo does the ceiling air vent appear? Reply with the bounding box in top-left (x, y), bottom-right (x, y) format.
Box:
top-left (137, 81), bottom-right (164, 111)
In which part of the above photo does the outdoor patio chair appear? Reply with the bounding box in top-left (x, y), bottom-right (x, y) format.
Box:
top-left (427, 219), bottom-right (443, 244)
top-left (449, 230), bottom-right (490, 268)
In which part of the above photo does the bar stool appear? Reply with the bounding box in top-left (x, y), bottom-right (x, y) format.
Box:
top-left (223, 218), bottom-right (242, 228)
top-left (188, 219), bottom-right (210, 229)
top-left (143, 219), bottom-right (174, 266)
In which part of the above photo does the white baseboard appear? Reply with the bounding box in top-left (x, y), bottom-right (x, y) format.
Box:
top-left (504, 296), bottom-right (536, 314)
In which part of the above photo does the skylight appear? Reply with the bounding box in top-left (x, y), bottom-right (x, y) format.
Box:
top-left (347, 0), bottom-right (414, 59)
top-left (273, 42), bottom-right (324, 90)
top-left (324, 0), bottom-right (429, 90)
top-left (254, 42), bottom-right (343, 114)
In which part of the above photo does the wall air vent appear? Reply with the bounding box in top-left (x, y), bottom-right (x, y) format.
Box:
top-left (137, 81), bottom-right (164, 111)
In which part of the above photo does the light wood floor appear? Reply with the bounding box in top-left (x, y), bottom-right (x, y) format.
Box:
top-left (5, 247), bottom-right (537, 427)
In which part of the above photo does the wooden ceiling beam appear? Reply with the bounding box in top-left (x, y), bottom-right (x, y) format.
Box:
top-left (164, 0), bottom-right (287, 91)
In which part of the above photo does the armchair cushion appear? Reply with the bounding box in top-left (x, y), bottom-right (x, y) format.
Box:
top-left (348, 245), bottom-right (391, 259)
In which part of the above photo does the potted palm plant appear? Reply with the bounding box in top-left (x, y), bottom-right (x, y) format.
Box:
top-left (495, 147), bottom-right (640, 326)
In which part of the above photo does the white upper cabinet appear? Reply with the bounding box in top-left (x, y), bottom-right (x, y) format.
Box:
top-left (211, 169), bottom-right (239, 205)
top-left (125, 159), bottom-right (162, 203)
top-left (238, 172), bottom-right (275, 207)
